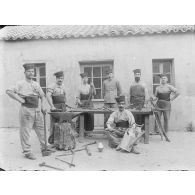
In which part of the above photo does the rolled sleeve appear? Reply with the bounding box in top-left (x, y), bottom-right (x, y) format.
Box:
top-left (106, 112), bottom-right (115, 125)
top-left (47, 84), bottom-right (55, 94)
top-left (6, 82), bottom-right (21, 94)
top-left (169, 85), bottom-right (177, 93)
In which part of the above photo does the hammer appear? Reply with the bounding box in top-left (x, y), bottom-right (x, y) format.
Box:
top-left (56, 141), bottom-right (96, 157)
top-left (39, 162), bottom-right (64, 171)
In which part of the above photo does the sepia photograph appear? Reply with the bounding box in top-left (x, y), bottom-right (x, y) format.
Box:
top-left (0, 24), bottom-right (195, 171)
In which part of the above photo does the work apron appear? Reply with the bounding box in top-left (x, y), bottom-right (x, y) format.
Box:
top-left (52, 94), bottom-right (66, 111)
top-left (22, 95), bottom-right (39, 108)
top-left (49, 94), bottom-right (66, 144)
top-left (130, 85), bottom-right (145, 110)
top-left (156, 92), bottom-right (171, 111)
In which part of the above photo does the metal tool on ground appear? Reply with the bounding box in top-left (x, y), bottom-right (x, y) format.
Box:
top-left (55, 157), bottom-right (76, 167)
top-left (81, 141), bottom-right (97, 147)
top-left (150, 100), bottom-right (170, 142)
top-left (39, 162), bottom-right (64, 171)
top-left (57, 146), bottom-right (90, 156)
top-left (42, 112), bottom-right (53, 156)
top-left (85, 145), bottom-right (92, 156)
top-left (56, 141), bottom-right (97, 157)
top-left (73, 141), bottom-right (96, 156)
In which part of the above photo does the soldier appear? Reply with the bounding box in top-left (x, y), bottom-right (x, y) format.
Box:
top-left (106, 95), bottom-right (140, 154)
top-left (6, 64), bottom-right (49, 160)
top-left (76, 72), bottom-right (96, 131)
top-left (46, 71), bottom-right (66, 111)
top-left (129, 69), bottom-right (149, 125)
top-left (103, 69), bottom-right (122, 128)
top-left (46, 71), bottom-right (67, 144)
top-left (153, 74), bottom-right (180, 134)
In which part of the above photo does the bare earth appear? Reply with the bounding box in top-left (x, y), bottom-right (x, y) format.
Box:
top-left (0, 128), bottom-right (195, 171)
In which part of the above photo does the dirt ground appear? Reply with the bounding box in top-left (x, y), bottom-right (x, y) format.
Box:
top-left (0, 128), bottom-right (195, 171)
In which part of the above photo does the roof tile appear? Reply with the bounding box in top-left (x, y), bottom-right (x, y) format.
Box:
top-left (0, 25), bottom-right (194, 41)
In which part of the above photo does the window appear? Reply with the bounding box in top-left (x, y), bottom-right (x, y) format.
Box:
top-left (152, 59), bottom-right (174, 93)
top-left (79, 60), bottom-right (113, 100)
top-left (32, 63), bottom-right (46, 94)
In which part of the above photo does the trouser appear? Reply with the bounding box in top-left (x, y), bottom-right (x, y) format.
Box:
top-left (154, 100), bottom-right (171, 133)
top-left (156, 110), bottom-right (171, 133)
top-left (106, 127), bottom-right (141, 148)
top-left (76, 113), bottom-right (94, 131)
top-left (19, 106), bottom-right (45, 154)
top-left (76, 100), bottom-right (94, 132)
top-left (134, 114), bottom-right (144, 129)
top-left (104, 103), bottom-right (117, 128)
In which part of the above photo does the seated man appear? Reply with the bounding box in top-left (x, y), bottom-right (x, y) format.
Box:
top-left (106, 95), bottom-right (140, 154)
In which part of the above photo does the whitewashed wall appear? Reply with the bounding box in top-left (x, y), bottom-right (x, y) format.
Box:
top-left (1, 32), bottom-right (195, 131)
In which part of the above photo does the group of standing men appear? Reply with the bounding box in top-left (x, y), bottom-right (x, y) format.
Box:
top-left (6, 63), bottom-right (179, 159)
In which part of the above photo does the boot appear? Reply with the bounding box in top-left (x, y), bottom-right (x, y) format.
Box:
top-left (131, 146), bottom-right (140, 154)
top-left (25, 153), bottom-right (37, 160)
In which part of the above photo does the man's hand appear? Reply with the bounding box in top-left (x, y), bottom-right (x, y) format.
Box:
top-left (75, 98), bottom-right (81, 105)
top-left (19, 98), bottom-right (25, 104)
top-left (51, 105), bottom-right (57, 110)
top-left (150, 96), bottom-right (157, 101)
top-left (132, 123), bottom-right (136, 128)
top-left (90, 82), bottom-right (95, 88)
top-left (106, 124), bottom-right (113, 131)
top-left (41, 106), bottom-right (47, 114)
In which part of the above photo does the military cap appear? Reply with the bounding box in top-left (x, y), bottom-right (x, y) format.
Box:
top-left (115, 95), bottom-right (126, 103)
top-left (133, 69), bottom-right (141, 74)
top-left (54, 71), bottom-right (64, 78)
top-left (23, 63), bottom-right (35, 70)
top-left (80, 72), bottom-right (88, 78)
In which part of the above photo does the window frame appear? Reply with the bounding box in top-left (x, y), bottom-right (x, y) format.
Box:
top-left (152, 58), bottom-right (175, 93)
top-left (79, 60), bottom-right (114, 101)
top-left (33, 63), bottom-right (46, 94)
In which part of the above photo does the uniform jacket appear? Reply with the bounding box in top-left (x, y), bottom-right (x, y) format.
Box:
top-left (103, 78), bottom-right (122, 103)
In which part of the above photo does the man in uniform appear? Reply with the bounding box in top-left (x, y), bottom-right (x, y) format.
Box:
top-left (46, 71), bottom-right (67, 144)
top-left (46, 71), bottom-right (66, 111)
top-left (129, 69), bottom-right (149, 125)
top-left (6, 64), bottom-right (49, 160)
top-left (76, 72), bottom-right (96, 132)
top-left (153, 74), bottom-right (180, 134)
top-left (106, 95), bottom-right (140, 154)
top-left (103, 69), bottom-right (122, 128)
